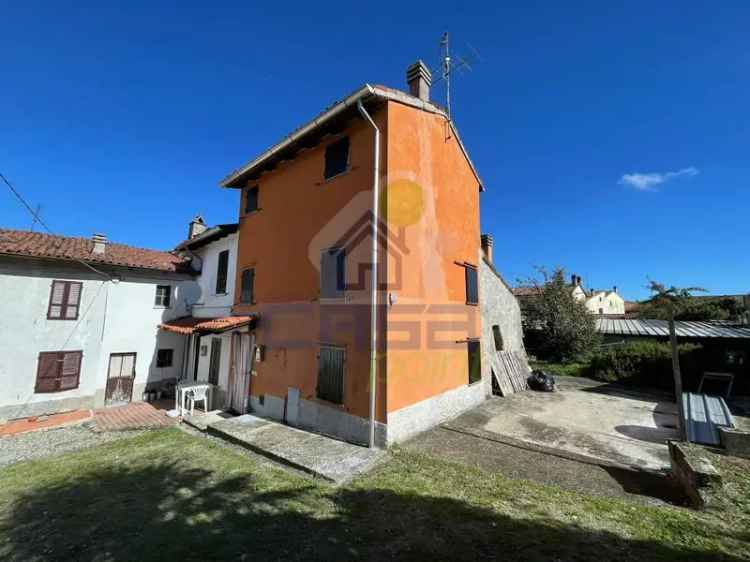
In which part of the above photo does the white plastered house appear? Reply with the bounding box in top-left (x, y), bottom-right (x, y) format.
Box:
top-left (570, 275), bottom-right (625, 315)
top-left (0, 228), bottom-right (199, 421)
top-left (159, 217), bottom-right (258, 413)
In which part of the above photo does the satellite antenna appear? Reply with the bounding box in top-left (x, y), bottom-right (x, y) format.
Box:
top-left (434, 32), bottom-right (479, 121)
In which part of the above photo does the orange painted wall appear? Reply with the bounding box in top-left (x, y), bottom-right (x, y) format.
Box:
top-left (383, 101), bottom-right (482, 413)
top-left (231, 98), bottom-right (481, 423)
top-left (232, 109), bottom-right (388, 422)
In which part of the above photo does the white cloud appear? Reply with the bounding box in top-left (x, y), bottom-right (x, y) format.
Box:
top-left (618, 167), bottom-right (699, 191)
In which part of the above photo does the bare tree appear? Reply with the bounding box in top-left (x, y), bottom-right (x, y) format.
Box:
top-left (644, 280), bottom-right (705, 441)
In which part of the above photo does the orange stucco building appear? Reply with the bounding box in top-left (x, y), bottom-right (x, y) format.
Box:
top-left (221, 62), bottom-right (488, 446)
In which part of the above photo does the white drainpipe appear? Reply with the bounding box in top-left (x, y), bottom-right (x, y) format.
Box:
top-left (357, 98), bottom-right (380, 449)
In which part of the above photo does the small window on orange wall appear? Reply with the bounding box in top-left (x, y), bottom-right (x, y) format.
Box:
top-left (465, 265), bottom-right (478, 305)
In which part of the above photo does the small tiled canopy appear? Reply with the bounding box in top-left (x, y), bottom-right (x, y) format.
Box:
top-left (159, 315), bottom-right (257, 335)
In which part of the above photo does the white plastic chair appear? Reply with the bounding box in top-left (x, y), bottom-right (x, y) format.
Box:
top-left (186, 386), bottom-right (209, 416)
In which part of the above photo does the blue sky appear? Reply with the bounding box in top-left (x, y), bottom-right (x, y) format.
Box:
top-left (2, 2), bottom-right (748, 300)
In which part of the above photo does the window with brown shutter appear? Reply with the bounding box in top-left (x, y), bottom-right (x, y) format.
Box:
top-left (465, 265), bottom-right (479, 305)
top-left (35, 351), bottom-right (82, 393)
top-left (215, 250), bottom-right (229, 294)
top-left (240, 268), bottom-right (254, 304)
top-left (467, 340), bottom-right (481, 384)
top-left (47, 280), bottom-right (83, 320)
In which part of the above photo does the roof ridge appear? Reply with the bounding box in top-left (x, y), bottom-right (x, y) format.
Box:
top-left (0, 226), bottom-right (188, 273)
top-left (0, 227), bottom-right (176, 255)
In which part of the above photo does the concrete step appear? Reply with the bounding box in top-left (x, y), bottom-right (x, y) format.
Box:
top-left (207, 414), bottom-right (384, 484)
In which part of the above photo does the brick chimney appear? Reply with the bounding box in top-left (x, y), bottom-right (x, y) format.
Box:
top-left (91, 233), bottom-right (107, 255)
top-left (480, 233), bottom-right (493, 264)
top-left (188, 215), bottom-right (207, 239)
top-left (406, 60), bottom-right (432, 102)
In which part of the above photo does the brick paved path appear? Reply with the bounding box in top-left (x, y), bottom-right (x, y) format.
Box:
top-left (93, 402), bottom-right (176, 432)
top-left (0, 410), bottom-right (92, 436)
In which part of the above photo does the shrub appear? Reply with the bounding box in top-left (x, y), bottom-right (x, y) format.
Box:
top-left (520, 267), bottom-right (599, 362)
top-left (588, 340), bottom-right (703, 391)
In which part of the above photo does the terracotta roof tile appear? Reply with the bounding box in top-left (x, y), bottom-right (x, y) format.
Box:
top-left (0, 228), bottom-right (189, 273)
top-left (159, 315), bottom-right (257, 335)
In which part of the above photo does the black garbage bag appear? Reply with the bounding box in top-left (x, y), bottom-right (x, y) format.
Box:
top-left (528, 370), bottom-right (556, 392)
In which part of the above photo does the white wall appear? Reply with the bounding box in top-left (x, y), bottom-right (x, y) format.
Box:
top-left (585, 291), bottom-right (625, 314)
top-left (190, 233), bottom-right (237, 319)
top-left (193, 331), bottom-right (233, 409)
top-left (0, 259), bottom-right (199, 420)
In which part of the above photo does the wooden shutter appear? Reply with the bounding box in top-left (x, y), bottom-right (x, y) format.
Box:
top-left (465, 266), bottom-right (478, 305)
top-left (35, 351), bottom-right (82, 392)
top-left (47, 281), bottom-right (83, 320)
top-left (321, 248), bottom-right (345, 298)
top-left (47, 281), bottom-right (66, 319)
top-left (216, 250), bottom-right (229, 294)
top-left (64, 282), bottom-right (82, 319)
top-left (467, 340), bottom-right (482, 384)
top-left (241, 269), bottom-right (254, 304)
top-left (59, 351), bottom-right (82, 390)
top-left (245, 186), bottom-right (259, 214)
top-left (35, 352), bottom-right (61, 392)
top-left (317, 346), bottom-right (344, 404)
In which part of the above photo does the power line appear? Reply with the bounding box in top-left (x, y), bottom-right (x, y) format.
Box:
top-left (1, 172), bottom-right (112, 279)
top-left (0, 172), bottom-right (55, 233)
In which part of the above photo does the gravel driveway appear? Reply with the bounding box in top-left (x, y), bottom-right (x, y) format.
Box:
top-left (0, 424), bottom-right (142, 468)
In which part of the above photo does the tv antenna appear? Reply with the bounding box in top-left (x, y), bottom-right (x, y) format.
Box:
top-left (30, 203), bottom-right (42, 231)
top-left (434, 32), bottom-right (479, 121)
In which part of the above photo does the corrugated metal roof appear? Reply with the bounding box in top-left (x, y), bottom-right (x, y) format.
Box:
top-left (683, 392), bottom-right (735, 445)
top-left (596, 318), bottom-right (750, 339)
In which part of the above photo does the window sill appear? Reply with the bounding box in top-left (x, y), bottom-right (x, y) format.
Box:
top-left (465, 301), bottom-right (479, 306)
top-left (153, 306), bottom-right (172, 310)
top-left (35, 386), bottom-right (80, 394)
top-left (46, 317), bottom-right (78, 321)
top-left (242, 208), bottom-right (263, 218)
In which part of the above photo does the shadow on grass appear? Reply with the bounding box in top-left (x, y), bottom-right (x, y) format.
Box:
top-left (0, 460), bottom-right (745, 562)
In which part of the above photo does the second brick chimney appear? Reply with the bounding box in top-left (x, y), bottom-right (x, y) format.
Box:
top-left (406, 60), bottom-right (432, 102)
top-left (480, 233), bottom-right (493, 264)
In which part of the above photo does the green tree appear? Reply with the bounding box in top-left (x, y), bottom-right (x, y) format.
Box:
top-left (520, 267), bottom-right (599, 362)
top-left (637, 295), bottom-right (746, 321)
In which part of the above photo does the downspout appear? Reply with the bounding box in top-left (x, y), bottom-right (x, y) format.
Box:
top-left (357, 97), bottom-right (380, 449)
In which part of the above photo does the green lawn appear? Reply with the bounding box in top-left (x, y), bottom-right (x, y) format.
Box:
top-left (0, 428), bottom-right (748, 561)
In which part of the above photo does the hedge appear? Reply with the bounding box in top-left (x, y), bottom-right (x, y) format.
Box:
top-left (587, 340), bottom-right (703, 392)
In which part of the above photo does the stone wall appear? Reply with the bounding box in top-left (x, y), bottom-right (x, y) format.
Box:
top-left (479, 257), bottom-right (528, 395)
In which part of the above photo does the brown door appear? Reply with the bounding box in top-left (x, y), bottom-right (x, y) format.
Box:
top-left (105, 352), bottom-right (136, 405)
